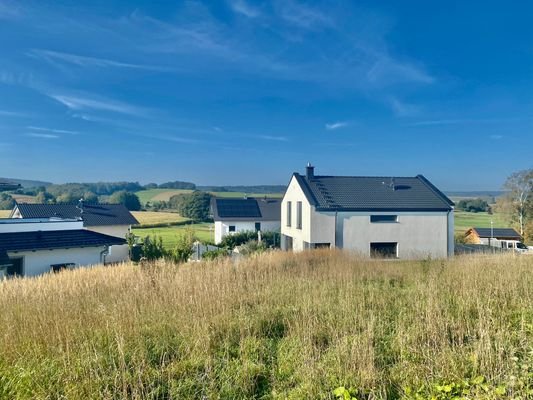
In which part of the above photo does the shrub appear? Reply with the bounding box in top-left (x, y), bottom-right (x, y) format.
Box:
top-left (0, 193), bottom-right (14, 210)
top-left (202, 248), bottom-right (230, 261)
top-left (168, 191), bottom-right (212, 221)
top-left (168, 229), bottom-right (196, 263)
top-left (109, 191), bottom-right (142, 211)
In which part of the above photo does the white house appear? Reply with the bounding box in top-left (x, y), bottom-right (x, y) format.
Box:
top-left (281, 164), bottom-right (454, 259)
top-left (10, 201), bottom-right (138, 263)
top-left (211, 197), bottom-right (281, 244)
top-left (0, 218), bottom-right (126, 278)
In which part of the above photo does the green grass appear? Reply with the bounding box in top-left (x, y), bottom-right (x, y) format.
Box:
top-left (133, 223), bottom-right (214, 247)
top-left (136, 189), bottom-right (283, 204)
top-left (0, 252), bottom-right (531, 399)
top-left (131, 211), bottom-right (190, 226)
top-left (454, 211), bottom-right (506, 233)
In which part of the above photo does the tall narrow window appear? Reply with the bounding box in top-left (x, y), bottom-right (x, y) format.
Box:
top-left (286, 201), bottom-right (292, 227)
top-left (296, 201), bottom-right (302, 229)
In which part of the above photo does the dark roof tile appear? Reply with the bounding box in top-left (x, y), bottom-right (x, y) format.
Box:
top-left (211, 198), bottom-right (281, 221)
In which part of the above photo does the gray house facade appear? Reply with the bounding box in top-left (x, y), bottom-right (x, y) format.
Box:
top-left (281, 165), bottom-right (454, 259)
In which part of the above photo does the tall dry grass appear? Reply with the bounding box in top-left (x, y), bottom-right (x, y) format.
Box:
top-left (0, 251), bottom-right (531, 399)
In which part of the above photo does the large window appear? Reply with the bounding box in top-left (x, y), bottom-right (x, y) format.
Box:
top-left (286, 201), bottom-right (292, 227)
top-left (296, 201), bottom-right (302, 229)
top-left (370, 242), bottom-right (398, 258)
top-left (370, 215), bottom-right (398, 223)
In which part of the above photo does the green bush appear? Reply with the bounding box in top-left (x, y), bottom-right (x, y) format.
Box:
top-left (109, 191), bottom-right (142, 211)
top-left (202, 248), bottom-right (230, 261)
top-left (168, 191), bottom-right (212, 221)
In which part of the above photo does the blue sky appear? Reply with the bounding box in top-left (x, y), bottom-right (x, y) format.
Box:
top-left (0, 0), bottom-right (532, 190)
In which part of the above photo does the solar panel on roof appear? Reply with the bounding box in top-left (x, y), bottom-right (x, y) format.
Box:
top-left (215, 199), bottom-right (262, 218)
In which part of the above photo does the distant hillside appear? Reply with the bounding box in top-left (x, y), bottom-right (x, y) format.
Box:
top-left (445, 191), bottom-right (505, 198)
top-left (0, 177), bottom-right (52, 188)
top-left (197, 185), bottom-right (286, 194)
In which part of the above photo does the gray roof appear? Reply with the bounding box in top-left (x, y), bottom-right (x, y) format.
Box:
top-left (0, 229), bottom-right (126, 253)
top-left (293, 173), bottom-right (453, 211)
top-left (13, 203), bottom-right (139, 227)
top-left (211, 198), bottom-right (281, 221)
top-left (470, 227), bottom-right (521, 239)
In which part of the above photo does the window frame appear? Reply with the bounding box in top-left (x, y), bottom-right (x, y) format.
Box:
top-left (286, 201), bottom-right (292, 227)
top-left (370, 215), bottom-right (399, 223)
top-left (296, 201), bottom-right (302, 229)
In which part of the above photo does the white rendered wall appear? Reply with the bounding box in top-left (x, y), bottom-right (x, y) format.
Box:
top-left (214, 220), bottom-right (280, 244)
top-left (88, 225), bottom-right (130, 263)
top-left (7, 246), bottom-right (106, 277)
top-left (0, 220), bottom-right (83, 233)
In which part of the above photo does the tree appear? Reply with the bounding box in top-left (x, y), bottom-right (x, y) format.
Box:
top-left (0, 193), bottom-right (15, 210)
top-left (36, 191), bottom-right (56, 204)
top-left (456, 198), bottom-right (490, 213)
top-left (109, 191), bottom-right (142, 211)
top-left (497, 168), bottom-right (533, 236)
top-left (168, 191), bottom-right (212, 221)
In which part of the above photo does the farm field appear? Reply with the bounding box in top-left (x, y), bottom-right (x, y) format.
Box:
top-left (133, 222), bottom-right (214, 246)
top-left (135, 189), bottom-right (283, 204)
top-left (131, 211), bottom-right (189, 226)
top-left (0, 252), bottom-right (531, 399)
top-left (454, 210), bottom-right (506, 233)
top-left (0, 210), bottom-right (10, 218)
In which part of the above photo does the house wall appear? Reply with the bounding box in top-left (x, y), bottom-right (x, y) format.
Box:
top-left (336, 211), bottom-right (451, 259)
top-left (0, 220), bottom-right (83, 233)
top-left (214, 221), bottom-right (280, 244)
top-left (88, 225), bottom-right (130, 263)
top-left (7, 246), bottom-right (106, 277)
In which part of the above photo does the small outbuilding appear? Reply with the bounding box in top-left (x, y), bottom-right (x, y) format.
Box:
top-left (465, 227), bottom-right (522, 248)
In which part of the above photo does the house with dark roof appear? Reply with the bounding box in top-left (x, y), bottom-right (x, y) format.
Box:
top-left (281, 164), bottom-right (454, 259)
top-left (10, 201), bottom-right (138, 263)
top-left (465, 227), bottom-right (527, 250)
top-left (0, 218), bottom-right (126, 278)
top-left (211, 197), bottom-right (281, 244)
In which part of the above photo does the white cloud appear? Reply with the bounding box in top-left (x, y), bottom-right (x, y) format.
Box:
top-left (389, 97), bottom-right (420, 117)
top-left (28, 49), bottom-right (168, 71)
top-left (325, 121), bottom-right (349, 130)
top-left (229, 0), bottom-right (261, 18)
top-left (276, 0), bottom-right (333, 30)
top-left (26, 133), bottom-right (59, 139)
top-left (49, 93), bottom-right (145, 116)
top-left (27, 126), bottom-right (80, 135)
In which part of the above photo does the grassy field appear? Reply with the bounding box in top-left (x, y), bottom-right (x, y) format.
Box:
top-left (133, 222), bottom-right (214, 246)
top-left (136, 189), bottom-right (283, 204)
top-left (454, 210), bottom-right (506, 233)
top-left (0, 210), bottom-right (10, 218)
top-left (0, 251), bottom-right (531, 399)
top-left (131, 211), bottom-right (190, 226)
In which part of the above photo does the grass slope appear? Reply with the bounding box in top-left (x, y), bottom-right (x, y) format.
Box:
top-left (131, 211), bottom-right (189, 226)
top-left (133, 223), bottom-right (213, 246)
top-left (454, 211), bottom-right (506, 233)
top-left (0, 252), bottom-right (531, 399)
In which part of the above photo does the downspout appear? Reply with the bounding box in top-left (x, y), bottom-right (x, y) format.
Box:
top-left (334, 211), bottom-right (338, 249)
top-left (100, 245), bottom-right (109, 265)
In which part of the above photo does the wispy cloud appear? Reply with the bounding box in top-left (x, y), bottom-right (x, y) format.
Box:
top-left (28, 49), bottom-right (168, 71)
top-left (325, 121), bottom-right (349, 130)
top-left (0, 109), bottom-right (26, 117)
top-left (27, 126), bottom-right (80, 135)
top-left (254, 134), bottom-right (289, 141)
top-left (229, 0), bottom-right (261, 18)
top-left (26, 132), bottom-right (59, 139)
top-left (406, 117), bottom-right (529, 127)
top-left (276, 0), bottom-right (333, 30)
top-left (49, 93), bottom-right (146, 116)
top-left (389, 97), bottom-right (420, 117)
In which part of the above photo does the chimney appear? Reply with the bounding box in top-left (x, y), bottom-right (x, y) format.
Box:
top-left (306, 162), bottom-right (315, 179)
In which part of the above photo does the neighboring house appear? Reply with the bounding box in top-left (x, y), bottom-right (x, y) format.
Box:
top-left (0, 218), bottom-right (126, 278)
top-left (281, 164), bottom-right (455, 259)
top-left (465, 227), bottom-right (523, 249)
top-left (10, 201), bottom-right (139, 263)
top-left (211, 197), bottom-right (281, 244)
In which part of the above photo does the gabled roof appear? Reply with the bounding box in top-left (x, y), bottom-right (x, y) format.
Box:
top-left (12, 203), bottom-right (139, 227)
top-left (291, 173), bottom-right (453, 212)
top-left (0, 229), bottom-right (126, 253)
top-left (211, 198), bottom-right (281, 221)
top-left (468, 227), bottom-right (521, 239)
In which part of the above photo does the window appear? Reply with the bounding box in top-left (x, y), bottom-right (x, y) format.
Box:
top-left (228, 225), bottom-right (236, 232)
top-left (6, 257), bottom-right (23, 276)
top-left (286, 201), bottom-right (292, 227)
top-left (370, 215), bottom-right (398, 223)
top-left (255, 222), bottom-right (261, 232)
top-left (296, 201), bottom-right (302, 229)
top-left (370, 243), bottom-right (398, 258)
top-left (313, 243), bottom-right (330, 249)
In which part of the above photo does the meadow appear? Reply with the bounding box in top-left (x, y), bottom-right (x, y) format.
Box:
top-left (0, 210), bottom-right (10, 218)
top-left (0, 251), bottom-right (531, 399)
top-left (133, 222), bottom-right (214, 245)
top-left (135, 189), bottom-right (283, 204)
top-left (131, 211), bottom-right (190, 226)
top-left (454, 211), bottom-right (506, 234)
